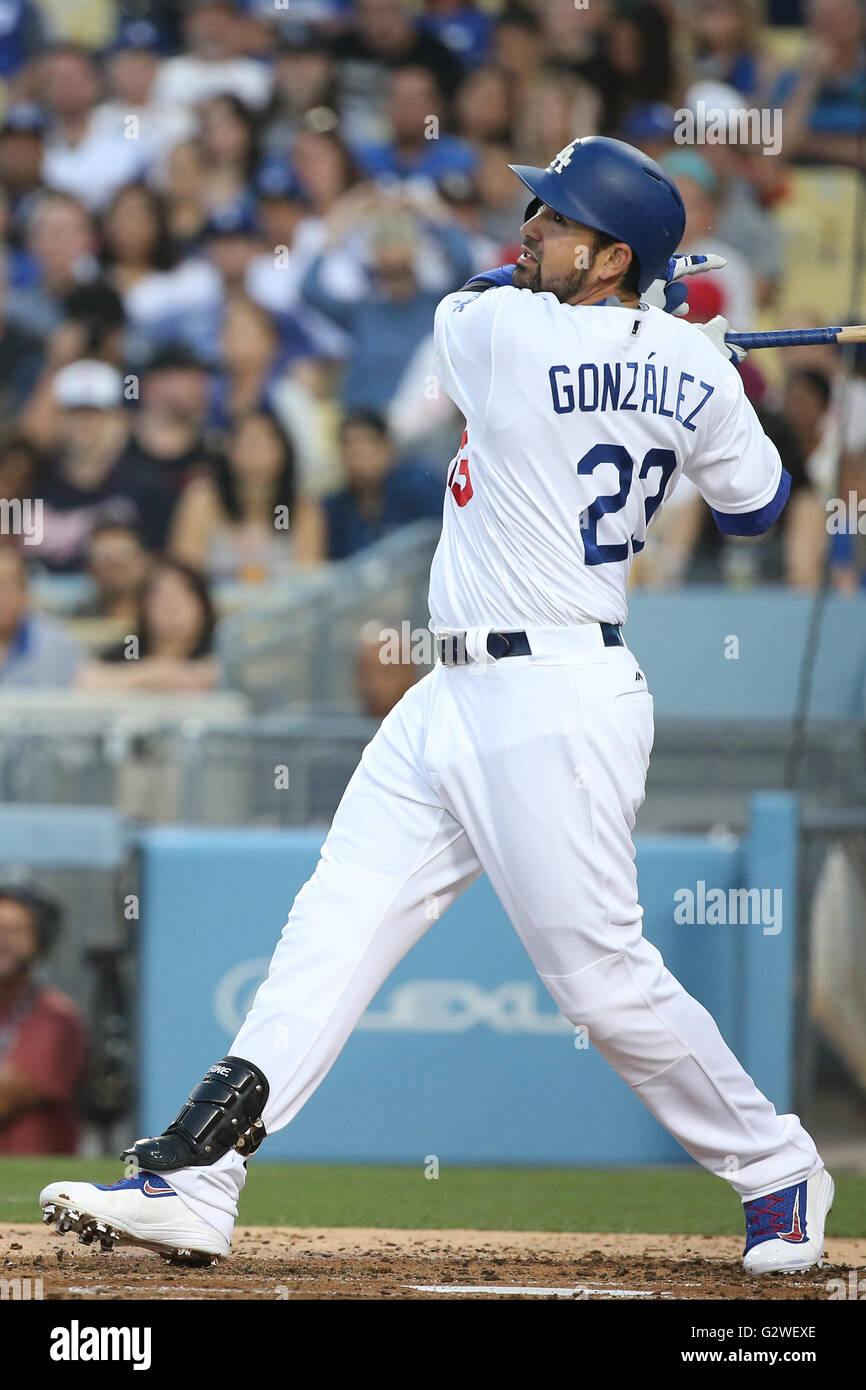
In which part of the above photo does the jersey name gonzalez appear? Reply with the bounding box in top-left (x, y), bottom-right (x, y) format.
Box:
top-left (428, 287), bottom-right (783, 632)
top-left (548, 359), bottom-right (715, 433)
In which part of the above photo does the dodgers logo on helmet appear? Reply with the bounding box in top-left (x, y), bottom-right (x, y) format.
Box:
top-left (548, 141), bottom-right (578, 175)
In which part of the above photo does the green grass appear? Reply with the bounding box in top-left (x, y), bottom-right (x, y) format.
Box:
top-left (2, 1159), bottom-right (865, 1236)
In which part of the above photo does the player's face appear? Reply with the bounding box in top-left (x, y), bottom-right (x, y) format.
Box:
top-left (514, 204), bottom-right (633, 305)
top-left (514, 204), bottom-right (599, 301)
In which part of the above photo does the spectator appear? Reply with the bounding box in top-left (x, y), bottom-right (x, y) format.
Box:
top-left (212, 293), bottom-right (294, 426)
top-left (0, 104), bottom-right (47, 245)
top-left (38, 45), bottom-right (150, 211)
top-left (262, 35), bottom-right (338, 157)
top-left (491, 7), bottom-right (547, 109)
top-left (159, 138), bottom-right (212, 248)
top-left (585, 1), bottom-right (678, 135)
top-left (246, 163), bottom-right (327, 333)
top-left (0, 546), bottom-right (81, 687)
top-left (77, 521), bottom-right (152, 622)
top-left (91, 20), bottom-right (195, 165)
top-left (102, 187), bottom-right (222, 362)
top-left (197, 94), bottom-right (262, 213)
top-left (307, 411), bottom-right (443, 562)
top-left (783, 0), bottom-right (866, 167)
top-left (539, 0), bottom-right (606, 74)
top-left (34, 360), bottom-right (177, 572)
top-left (0, 432), bottom-right (43, 505)
top-left (77, 557), bottom-right (220, 693)
top-left (0, 253), bottom-right (44, 429)
top-left (473, 139), bottom-right (534, 247)
top-left (17, 280), bottom-right (127, 451)
top-left (356, 618), bottom-right (422, 719)
top-left (661, 150), bottom-right (757, 328)
top-left (330, 0), bottom-right (465, 146)
top-left (153, 0), bottom-right (274, 112)
top-left (232, 1), bottom-right (280, 62)
top-left (678, 96), bottom-right (784, 310)
top-left (430, 167), bottom-right (502, 267)
top-left (170, 409), bottom-right (320, 579)
top-left (289, 124), bottom-right (365, 218)
top-left (0, 884), bottom-right (87, 1155)
top-left (60, 281), bottom-right (127, 365)
top-left (454, 66), bottom-right (515, 145)
top-left (301, 186), bottom-right (473, 411)
top-left (417, 1), bottom-right (493, 70)
top-left (102, 183), bottom-right (177, 302)
top-left (784, 367), bottom-right (838, 498)
top-left (126, 344), bottom-right (220, 490)
top-left (689, 0), bottom-right (799, 107)
top-left (515, 68), bottom-right (600, 167)
top-left (6, 193), bottom-right (100, 341)
top-left (209, 294), bottom-right (324, 486)
top-left (0, 0), bottom-right (45, 82)
top-left (617, 100), bottom-right (678, 162)
top-left (202, 201), bottom-right (265, 300)
top-left (355, 64), bottom-right (478, 183)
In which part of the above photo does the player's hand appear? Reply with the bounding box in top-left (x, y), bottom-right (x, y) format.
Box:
top-left (643, 253), bottom-right (728, 316)
top-left (695, 314), bottom-right (748, 364)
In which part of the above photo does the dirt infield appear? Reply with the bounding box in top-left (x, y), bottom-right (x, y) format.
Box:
top-left (2, 1224), bottom-right (864, 1299)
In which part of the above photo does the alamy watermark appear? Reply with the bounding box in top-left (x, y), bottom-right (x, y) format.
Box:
top-left (1, 1276), bottom-right (43, 1300)
top-left (0, 497), bottom-right (42, 544)
top-left (826, 1269), bottom-right (866, 1299)
top-left (826, 492), bottom-right (866, 535)
top-left (674, 102), bottom-right (782, 157)
top-left (674, 881), bottom-right (782, 935)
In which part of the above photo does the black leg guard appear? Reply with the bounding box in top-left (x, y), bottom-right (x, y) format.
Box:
top-left (121, 1056), bottom-right (269, 1171)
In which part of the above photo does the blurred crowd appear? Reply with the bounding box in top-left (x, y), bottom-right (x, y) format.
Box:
top-left (0, 0), bottom-right (864, 710)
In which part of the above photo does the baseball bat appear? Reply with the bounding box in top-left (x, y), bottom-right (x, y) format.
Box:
top-left (724, 325), bottom-right (866, 350)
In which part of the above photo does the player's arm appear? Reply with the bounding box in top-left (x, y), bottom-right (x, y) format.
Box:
top-left (433, 277), bottom-right (511, 418)
top-left (683, 355), bottom-right (790, 536)
top-left (460, 264), bottom-right (517, 294)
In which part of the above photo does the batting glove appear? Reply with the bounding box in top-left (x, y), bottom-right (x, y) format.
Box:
top-left (695, 313), bottom-right (748, 364)
top-left (643, 253), bottom-right (728, 317)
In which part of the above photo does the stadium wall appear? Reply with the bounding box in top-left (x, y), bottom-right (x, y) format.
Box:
top-left (136, 794), bottom-right (799, 1165)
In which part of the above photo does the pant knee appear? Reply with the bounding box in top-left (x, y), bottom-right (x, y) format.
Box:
top-left (539, 949), bottom-right (687, 1081)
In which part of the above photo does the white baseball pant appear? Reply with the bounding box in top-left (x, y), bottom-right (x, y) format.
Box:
top-left (167, 625), bottom-right (821, 1240)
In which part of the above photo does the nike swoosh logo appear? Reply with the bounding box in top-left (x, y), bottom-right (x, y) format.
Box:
top-left (779, 1190), bottom-right (806, 1242)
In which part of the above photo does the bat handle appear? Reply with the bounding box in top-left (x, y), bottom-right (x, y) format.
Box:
top-left (725, 327), bottom-right (844, 349)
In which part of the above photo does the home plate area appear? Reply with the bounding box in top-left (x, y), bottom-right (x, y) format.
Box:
top-left (4, 1226), bottom-right (863, 1300)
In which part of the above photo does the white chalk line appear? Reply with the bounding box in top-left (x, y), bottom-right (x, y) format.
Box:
top-left (404, 1283), bottom-right (656, 1298)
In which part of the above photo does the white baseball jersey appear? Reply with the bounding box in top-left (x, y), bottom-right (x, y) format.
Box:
top-left (428, 287), bottom-right (784, 630)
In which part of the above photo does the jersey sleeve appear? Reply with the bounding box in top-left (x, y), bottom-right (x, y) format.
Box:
top-left (433, 286), bottom-right (506, 421)
top-left (682, 366), bottom-right (790, 535)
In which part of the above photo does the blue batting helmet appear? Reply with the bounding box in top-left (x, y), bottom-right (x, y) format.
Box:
top-left (509, 137), bottom-right (686, 293)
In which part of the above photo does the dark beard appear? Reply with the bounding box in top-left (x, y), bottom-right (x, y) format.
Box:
top-left (511, 258), bottom-right (595, 303)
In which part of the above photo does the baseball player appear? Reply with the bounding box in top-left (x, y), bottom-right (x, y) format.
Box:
top-left (41, 139), bottom-right (832, 1275)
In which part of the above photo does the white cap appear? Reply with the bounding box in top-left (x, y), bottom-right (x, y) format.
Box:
top-left (53, 360), bottom-right (123, 410)
top-left (685, 81), bottom-right (745, 118)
